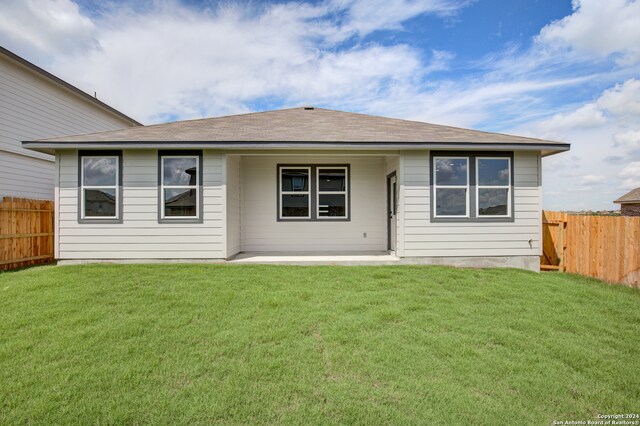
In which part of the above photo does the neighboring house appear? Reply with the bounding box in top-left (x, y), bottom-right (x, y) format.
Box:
top-left (614, 188), bottom-right (640, 216)
top-left (0, 46), bottom-right (140, 200)
top-left (23, 107), bottom-right (570, 270)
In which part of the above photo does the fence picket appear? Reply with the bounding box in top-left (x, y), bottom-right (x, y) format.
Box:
top-left (0, 197), bottom-right (54, 271)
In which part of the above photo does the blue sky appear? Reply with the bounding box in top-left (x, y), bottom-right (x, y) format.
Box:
top-left (1, 0), bottom-right (640, 210)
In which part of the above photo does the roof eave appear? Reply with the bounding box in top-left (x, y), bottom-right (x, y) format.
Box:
top-left (22, 140), bottom-right (570, 156)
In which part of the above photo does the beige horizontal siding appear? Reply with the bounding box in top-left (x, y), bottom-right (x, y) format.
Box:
top-left (59, 227), bottom-right (223, 236)
top-left (241, 155), bottom-right (386, 252)
top-left (1, 53), bottom-right (136, 199)
top-left (58, 221), bottom-right (224, 230)
top-left (55, 149), bottom-right (543, 260)
top-left (398, 150), bottom-right (541, 258)
top-left (57, 149), bottom-right (225, 259)
top-left (0, 150), bottom-right (54, 199)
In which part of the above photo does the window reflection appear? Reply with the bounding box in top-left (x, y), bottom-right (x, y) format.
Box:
top-left (84, 189), bottom-right (116, 217)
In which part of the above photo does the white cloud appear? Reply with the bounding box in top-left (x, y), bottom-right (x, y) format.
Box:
top-left (597, 79), bottom-right (640, 122)
top-left (335, 0), bottom-right (468, 36)
top-left (532, 78), bottom-right (640, 139)
top-left (538, 103), bottom-right (606, 135)
top-left (580, 175), bottom-right (606, 185)
top-left (572, 186), bottom-right (593, 192)
top-left (423, 49), bottom-right (455, 73)
top-left (538, 0), bottom-right (640, 64)
top-left (619, 162), bottom-right (640, 188)
top-left (0, 0), bottom-right (97, 60)
top-left (363, 74), bottom-right (593, 129)
top-left (613, 130), bottom-right (640, 150)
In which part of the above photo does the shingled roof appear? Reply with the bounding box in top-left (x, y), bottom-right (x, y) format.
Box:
top-left (614, 188), bottom-right (640, 204)
top-left (23, 107), bottom-right (569, 155)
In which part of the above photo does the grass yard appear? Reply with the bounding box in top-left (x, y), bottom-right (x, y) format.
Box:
top-left (1, 265), bottom-right (639, 425)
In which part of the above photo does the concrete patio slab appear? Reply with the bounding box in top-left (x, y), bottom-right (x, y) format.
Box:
top-left (228, 251), bottom-right (400, 265)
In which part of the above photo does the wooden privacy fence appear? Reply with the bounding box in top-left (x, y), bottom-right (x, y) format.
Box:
top-left (541, 211), bottom-right (640, 288)
top-left (0, 197), bottom-right (54, 271)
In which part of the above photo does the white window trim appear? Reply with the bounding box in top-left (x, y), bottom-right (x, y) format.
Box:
top-left (279, 166), bottom-right (311, 219)
top-left (433, 156), bottom-right (470, 218)
top-left (160, 155), bottom-right (200, 219)
top-left (475, 157), bottom-right (511, 218)
top-left (80, 155), bottom-right (119, 220)
top-left (316, 166), bottom-right (348, 219)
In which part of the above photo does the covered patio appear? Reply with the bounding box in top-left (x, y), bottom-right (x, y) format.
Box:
top-left (225, 153), bottom-right (400, 258)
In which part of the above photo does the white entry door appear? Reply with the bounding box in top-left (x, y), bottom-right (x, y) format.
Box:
top-left (387, 173), bottom-right (397, 252)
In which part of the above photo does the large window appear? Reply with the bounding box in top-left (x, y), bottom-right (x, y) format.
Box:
top-left (431, 153), bottom-right (513, 222)
top-left (159, 151), bottom-right (202, 222)
top-left (476, 157), bottom-right (511, 217)
top-left (433, 157), bottom-right (469, 217)
top-left (280, 167), bottom-right (311, 218)
top-left (79, 151), bottom-right (121, 222)
top-left (317, 167), bottom-right (348, 218)
top-left (278, 165), bottom-right (349, 221)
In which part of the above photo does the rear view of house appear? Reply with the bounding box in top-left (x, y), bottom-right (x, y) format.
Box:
top-left (0, 46), bottom-right (140, 200)
top-left (23, 107), bottom-right (569, 270)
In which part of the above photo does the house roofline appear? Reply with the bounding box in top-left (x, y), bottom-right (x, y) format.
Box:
top-left (0, 46), bottom-right (142, 127)
top-left (22, 140), bottom-right (570, 156)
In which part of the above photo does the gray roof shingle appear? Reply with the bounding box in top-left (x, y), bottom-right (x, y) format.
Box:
top-left (31, 107), bottom-right (565, 145)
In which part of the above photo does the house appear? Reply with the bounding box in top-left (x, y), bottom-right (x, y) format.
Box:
top-left (0, 46), bottom-right (140, 200)
top-left (614, 188), bottom-right (640, 216)
top-left (22, 107), bottom-right (570, 270)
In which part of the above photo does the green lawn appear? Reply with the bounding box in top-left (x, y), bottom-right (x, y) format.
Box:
top-left (1, 265), bottom-right (638, 425)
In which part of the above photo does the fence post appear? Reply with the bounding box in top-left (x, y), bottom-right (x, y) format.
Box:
top-left (558, 221), bottom-right (564, 272)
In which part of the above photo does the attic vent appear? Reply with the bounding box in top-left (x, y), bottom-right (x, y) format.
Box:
top-left (303, 107), bottom-right (315, 110)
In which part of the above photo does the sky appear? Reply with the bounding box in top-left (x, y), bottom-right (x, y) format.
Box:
top-left (1, 0), bottom-right (640, 210)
